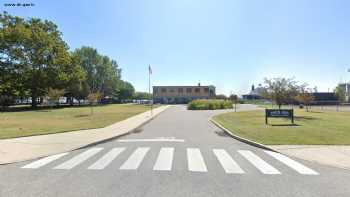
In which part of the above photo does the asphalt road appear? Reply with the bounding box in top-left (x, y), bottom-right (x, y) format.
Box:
top-left (1, 105), bottom-right (350, 197)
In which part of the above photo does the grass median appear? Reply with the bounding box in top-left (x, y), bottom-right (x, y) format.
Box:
top-left (213, 109), bottom-right (350, 145)
top-left (0, 104), bottom-right (157, 139)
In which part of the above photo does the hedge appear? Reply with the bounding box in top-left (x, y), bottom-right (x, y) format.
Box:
top-left (187, 99), bottom-right (233, 110)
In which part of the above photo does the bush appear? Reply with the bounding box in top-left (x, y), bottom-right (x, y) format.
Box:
top-left (187, 99), bottom-right (233, 110)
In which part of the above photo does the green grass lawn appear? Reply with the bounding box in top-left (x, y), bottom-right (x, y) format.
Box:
top-left (213, 109), bottom-right (350, 145)
top-left (0, 104), bottom-right (156, 139)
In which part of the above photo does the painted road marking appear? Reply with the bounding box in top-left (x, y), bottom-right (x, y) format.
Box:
top-left (119, 147), bottom-right (150, 170)
top-left (88, 148), bottom-right (126, 170)
top-left (187, 148), bottom-right (208, 172)
top-left (153, 147), bottom-right (174, 171)
top-left (117, 138), bottom-right (185, 143)
top-left (54, 148), bottom-right (103, 170)
top-left (20, 147), bottom-right (318, 176)
top-left (264, 151), bottom-right (319, 175)
top-left (238, 150), bottom-right (281, 174)
top-left (213, 149), bottom-right (245, 174)
top-left (22, 153), bottom-right (69, 169)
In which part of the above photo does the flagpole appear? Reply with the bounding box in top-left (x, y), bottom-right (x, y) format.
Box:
top-left (149, 65), bottom-right (153, 117)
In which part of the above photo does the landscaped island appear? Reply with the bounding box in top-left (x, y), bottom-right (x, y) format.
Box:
top-left (187, 99), bottom-right (233, 110)
top-left (213, 109), bottom-right (350, 145)
top-left (0, 104), bottom-right (155, 139)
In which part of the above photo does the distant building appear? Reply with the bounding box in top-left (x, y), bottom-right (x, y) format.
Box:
top-left (242, 84), bottom-right (265, 100)
top-left (153, 84), bottom-right (216, 104)
top-left (311, 92), bottom-right (338, 105)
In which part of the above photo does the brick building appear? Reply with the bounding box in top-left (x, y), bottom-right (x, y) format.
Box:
top-left (153, 85), bottom-right (215, 104)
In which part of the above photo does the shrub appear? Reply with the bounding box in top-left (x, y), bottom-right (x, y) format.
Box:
top-left (187, 99), bottom-right (233, 110)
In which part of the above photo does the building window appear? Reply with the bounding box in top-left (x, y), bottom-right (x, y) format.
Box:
top-left (178, 88), bottom-right (183, 93)
top-left (161, 88), bottom-right (167, 93)
top-left (195, 88), bottom-right (200, 93)
top-left (170, 88), bottom-right (175, 93)
top-left (204, 88), bottom-right (209, 93)
top-left (186, 88), bottom-right (192, 93)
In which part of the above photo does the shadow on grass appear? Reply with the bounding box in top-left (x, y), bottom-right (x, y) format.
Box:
top-left (308, 111), bottom-right (324, 113)
top-left (294, 116), bottom-right (319, 121)
top-left (74, 114), bottom-right (90, 118)
top-left (268, 123), bottom-right (300, 127)
top-left (0, 103), bottom-right (121, 113)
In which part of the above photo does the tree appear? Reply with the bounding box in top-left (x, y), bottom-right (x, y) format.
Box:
top-left (295, 87), bottom-right (314, 112)
top-left (229, 94), bottom-right (238, 112)
top-left (72, 47), bottom-right (122, 98)
top-left (87, 91), bottom-right (102, 115)
top-left (65, 52), bottom-right (88, 105)
top-left (261, 78), bottom-right (299, 109)
top-left (66, 81), bottom-right (90, 105)
top-left (335, 85), bottom-right (346, 103)
top-left (118, 81), bottom-right (135, 102)
top-left (46, 88), bottom-right (65, 107)
top-left (0, 12), bottom-right (73, 108)
top-left (134, 92), bottom-right (152, 100)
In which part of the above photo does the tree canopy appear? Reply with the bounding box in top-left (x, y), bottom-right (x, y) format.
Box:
top-left (261, 78), bottom-right (299, 109)
top-left (0, 12), bottom-right (135, 108)
top-left (1, 11), bottom-right (83, 107)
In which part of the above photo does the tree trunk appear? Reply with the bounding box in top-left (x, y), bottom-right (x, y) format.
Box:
top-left (31, 94), bottom-right (38, 108)
top-left (278, 104), bottom-right (281, 109)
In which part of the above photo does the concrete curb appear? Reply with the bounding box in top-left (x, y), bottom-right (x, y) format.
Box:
top-left (76, 111), bottom-right (164, 150)
top-left (210, 118), bottom-right (278, 152)
top-left (210, 115), bottom-right (350, 171)
top-left (0, 105), bottom-right (171, 165)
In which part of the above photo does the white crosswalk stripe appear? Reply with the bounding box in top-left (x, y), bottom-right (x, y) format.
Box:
top-left (119, 147), bottom-right (150, 170)
top-left (22, 152), bottom-right (69, 169)
top-left (20, 147), bottom-right (318, 176)
top-left (213, 149), bottom-right (245, 174)
top-left (153, 147), bottom-right (174, 171)
top-left (264, 151), bottom-right (319, 175)
top-left (54, 148), bottom-right (103, 170)
top-left (88, 148), bottom-right (126, 170)
top-left (187, 148), bottom-right (207, 172)
top-left (238, 150), bottom-right (281, 174)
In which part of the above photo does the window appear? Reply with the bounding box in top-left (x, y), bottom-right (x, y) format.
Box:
top-left (170, 88), bottom-right (175, 93)
top-left (195, 88), bottom-right (200, 93)
top-left (161, 88), bottom-right (167, 93)
top-left (204, 88), bottom-right (209, 93)
top-left (178, 88), bottom-right (183, 93)
top-left (186, 88), bottom-right (192, 93)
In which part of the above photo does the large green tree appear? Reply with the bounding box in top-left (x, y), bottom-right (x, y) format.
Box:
top-left (0, 12), bottom-right (77, 108)
top-left (72, 47), bottom-right (121, 98)
top-left (118, 80), bottom-right (135, 102)
top-left (134, 92), bottom-right (152, 100)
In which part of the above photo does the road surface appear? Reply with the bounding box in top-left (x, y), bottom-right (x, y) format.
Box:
top-left (1, 105), bottom-right (350, 197)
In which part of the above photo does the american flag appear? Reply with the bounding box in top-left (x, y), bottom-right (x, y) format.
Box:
top-left (149, 65), bottom-right (152, 74)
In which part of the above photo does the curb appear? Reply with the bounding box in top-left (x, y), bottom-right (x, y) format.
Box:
top-left (76, 109), bottom-right (165, 150)
top-left (210, 118), bottom-right (278, 152)
top-left (0, 105), bottom-right (171, 165)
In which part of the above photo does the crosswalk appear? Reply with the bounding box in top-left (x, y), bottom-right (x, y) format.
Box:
top-left (21, 147), bottom-right (319, 175)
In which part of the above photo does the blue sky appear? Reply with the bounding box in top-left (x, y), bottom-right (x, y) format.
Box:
top-left (3, 0), bottom-right (350, 95)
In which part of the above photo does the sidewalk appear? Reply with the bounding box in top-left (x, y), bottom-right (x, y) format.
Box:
top-left (0, 105), bottom-right (171, 164)
top-left (270, 145), bottom-right (350, 170)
